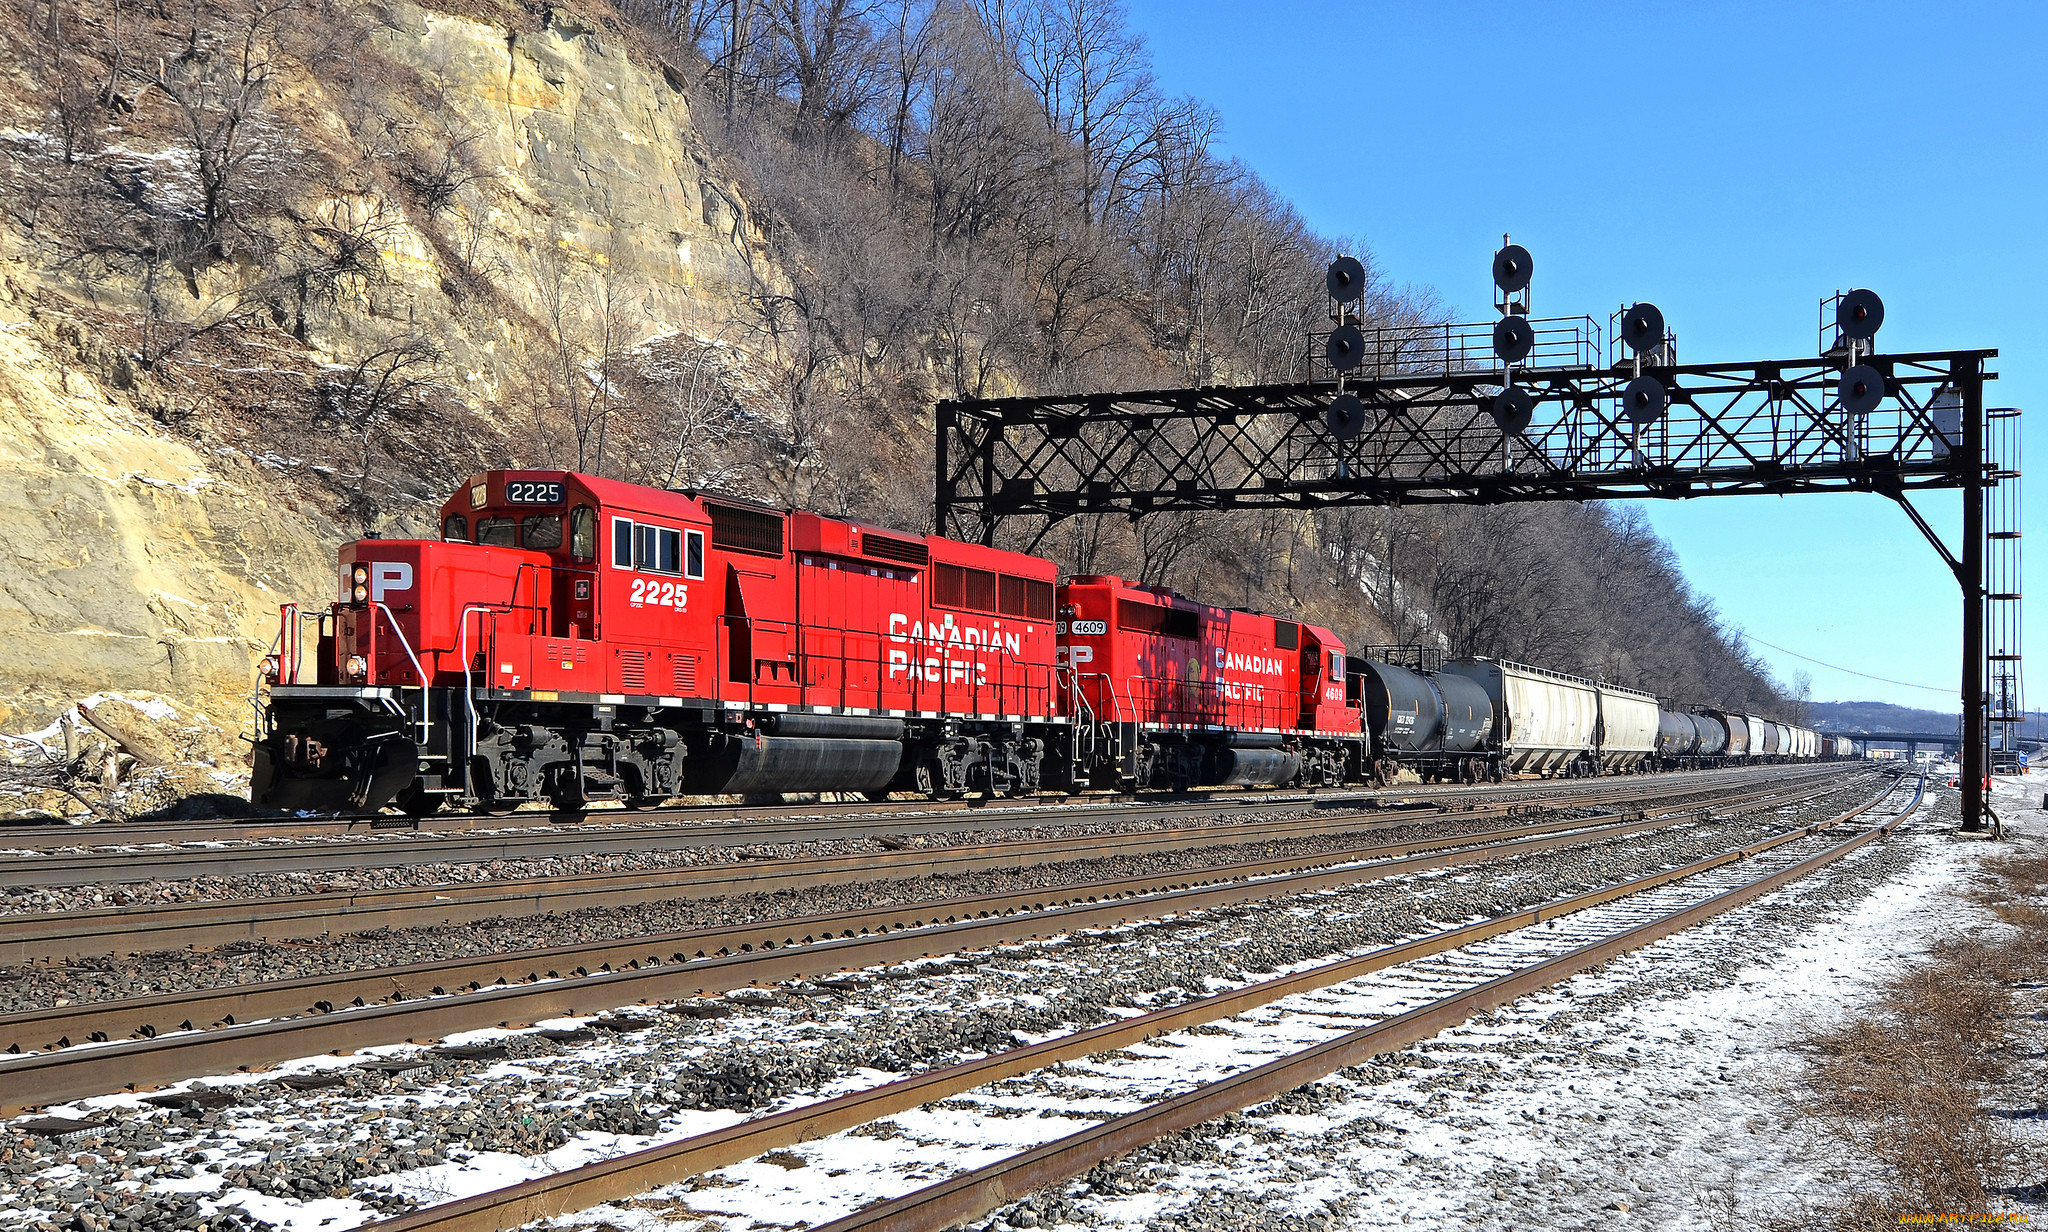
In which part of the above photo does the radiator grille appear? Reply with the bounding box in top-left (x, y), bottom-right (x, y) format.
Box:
top-left (673, 655), bottom-right (698, 695)
top-left (708, 503), bottom-right (785, 557)
top-left (862, 532), bottom-right (930, 566)
top-left (619, 649), bottom-right (646, 692)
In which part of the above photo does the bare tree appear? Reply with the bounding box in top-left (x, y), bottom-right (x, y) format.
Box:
top-left (635, 330), bottom-right (749, 490)
top-left (148, 0), bottom-right (302, 257)
top-left (317, 328), bottom-right (444, 525)
top-left (1013, 0), bottom-right (1156, 229)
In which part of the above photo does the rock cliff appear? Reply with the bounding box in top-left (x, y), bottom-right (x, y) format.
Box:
top-left (0, 0), bottom-right (782, 732)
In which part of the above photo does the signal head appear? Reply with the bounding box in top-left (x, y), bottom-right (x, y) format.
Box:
top-left (1493, 315), bottom-right (1535, 365)
top-left (1620, 302), bottom-right (1666, 355)
top-left (1492, 244), bottom-right (1533, 294)
top-left (1327, 392), bottom-right (1366, 441)
top-left (1837, 288), bottom-right (1884, 341)
top-left (1622, 375), bottom-right (1668, 425)
top-left (1326, 256), bottom-right (1367, 304)
top-left (1325, 324), bottom-right (1366, 373)
top-left (1838, 364), bottom-right (1886, 415)
top-left (1491, 385), bottom-right (1535, 434)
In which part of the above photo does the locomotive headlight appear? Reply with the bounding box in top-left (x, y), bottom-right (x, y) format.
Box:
top-left (350, 564), bottom-right (370, 605)
top-left (352, 583), bottom-right (370, 603)
top-left (259, 654), bottom-right (281, 683)
top-left (344, 654), bottom-right (368, 681)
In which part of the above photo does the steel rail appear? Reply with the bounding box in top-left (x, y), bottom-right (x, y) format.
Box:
top-left (0, 770), bottom-right (1855, 963)
top-left (0, 775), bottom-right (1857, 1111)
top-left (0, 761), bottom-right (1835, 859)
top-left (801, 772), bottom-right (1926, 1232)
top-left (0, 788), bottom-right (1811, 1053)
top-left (0, 762), bottom-right (1816, 845)
top-left (360, 775), bottom-right (1918, 1232)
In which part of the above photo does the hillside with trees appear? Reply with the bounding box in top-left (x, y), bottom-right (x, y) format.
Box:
top-left (0, 0), bottom-right (1798, 726)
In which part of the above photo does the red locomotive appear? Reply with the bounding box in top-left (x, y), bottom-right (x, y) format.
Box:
top-left (253, 470), bottom-right (1357, 813)
top-left (256, 471), bottom-right (1065, 811)
top-left (1059, 576), bottom-right (1361, 791)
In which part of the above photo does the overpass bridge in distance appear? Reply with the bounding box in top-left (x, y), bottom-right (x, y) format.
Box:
top-left (1829, 730), bottom-right (2046, 756)
top-left (1830, 731), bottom-right (1964, 754)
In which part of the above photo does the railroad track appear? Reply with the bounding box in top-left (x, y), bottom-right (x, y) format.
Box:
top-left (1, 767), bottom-right (1857, 962)
top-left (0, 770), bottom-right (1872, 1113)
top-left (356, 771), bottom-right (1923, 1232)
top-left (0, 764), bottom-right (1846, 889)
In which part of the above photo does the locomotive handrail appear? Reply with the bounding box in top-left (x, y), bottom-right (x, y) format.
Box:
top-left (774, 620), bottom-right (1056, 718)
top-left (1073, 671), bottom-right (1140, 783)
top-left (279, 603), bottom-right (299, 685)
top-left (1111, 670), bottom-right (1298, 732)
top-left (455, 601), bottom-right (525, 790)
top-left (369, 602), bottom-right (432, 744)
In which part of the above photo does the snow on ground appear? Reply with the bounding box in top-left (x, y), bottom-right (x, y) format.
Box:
top-left (520, 776), bottom-right (2026, 1232)
top-left (12, 770), bottom-right (2021, 1232)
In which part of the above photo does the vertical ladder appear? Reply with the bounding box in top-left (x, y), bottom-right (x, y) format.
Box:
top-left (1986, 407), bottom-right (2024, 770)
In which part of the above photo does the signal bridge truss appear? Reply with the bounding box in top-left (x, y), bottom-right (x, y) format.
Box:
top-left (935, 344), bottom-right (1993, 527)
top-left (935, 269), bottom-right (2015, 833)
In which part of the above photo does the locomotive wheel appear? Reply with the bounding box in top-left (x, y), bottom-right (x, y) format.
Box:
top-left (914, 761), bottom-right (961, 802)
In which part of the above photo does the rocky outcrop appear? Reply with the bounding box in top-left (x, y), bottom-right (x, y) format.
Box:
top-left (0, 323), bottom-right (340, 730)
top-left (0, 0), bottom-right (781, 734)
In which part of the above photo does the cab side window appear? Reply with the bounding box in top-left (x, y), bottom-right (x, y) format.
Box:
top-left (610, 514), bottom-right (697, 576)
top-left (442, 514), bottom-right (468, 542)
top-left (569, 507), bottom-right (597, 562)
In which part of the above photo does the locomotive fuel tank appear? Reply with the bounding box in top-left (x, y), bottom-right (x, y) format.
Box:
top-left (1207, 747), bottom-right (1305, 785)
top-left (718, 713), bottom-right (907, 795)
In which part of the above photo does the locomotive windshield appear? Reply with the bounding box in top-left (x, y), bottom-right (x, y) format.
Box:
top-left (521, 515), bottom-right (563, 550)
top-left (475, 516), bottom-right (516, 546)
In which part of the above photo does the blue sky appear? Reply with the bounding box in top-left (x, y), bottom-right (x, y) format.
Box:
top-left (1120, 0), bottom-right (2045, 712)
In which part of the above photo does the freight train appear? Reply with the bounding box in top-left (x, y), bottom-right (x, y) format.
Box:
top-left (250, 471), bottom-right (1847, 813)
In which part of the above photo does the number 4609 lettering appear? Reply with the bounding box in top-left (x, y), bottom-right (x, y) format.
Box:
top-left (631, 578), bottom-right (688, 610)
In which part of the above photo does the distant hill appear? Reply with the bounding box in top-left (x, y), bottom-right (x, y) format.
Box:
top-left (1811, 701), bottom-right (2048, 742)
top-left (1808, 701), bottom-right (1957, 734)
